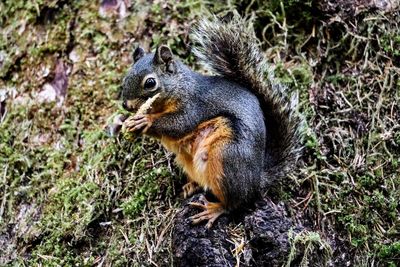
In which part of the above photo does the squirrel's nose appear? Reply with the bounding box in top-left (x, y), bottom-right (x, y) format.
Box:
top-left (122, 100), bottom-right (128, 110)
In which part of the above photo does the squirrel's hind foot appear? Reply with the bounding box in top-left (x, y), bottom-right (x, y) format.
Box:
top-left (189, 196), bottom-right (225, 228)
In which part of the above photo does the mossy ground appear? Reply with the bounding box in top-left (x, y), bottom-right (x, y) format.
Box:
top-left (0, 0), bottom-right (399, 266)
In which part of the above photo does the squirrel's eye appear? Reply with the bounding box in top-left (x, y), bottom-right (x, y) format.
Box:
top-left (144, 78), bottom-right (156, 89)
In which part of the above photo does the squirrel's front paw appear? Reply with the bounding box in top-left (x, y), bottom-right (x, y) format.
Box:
top-left (182, 181), bottom-right (201, 199)
top-left (124, 114), bottom-right (153, 133)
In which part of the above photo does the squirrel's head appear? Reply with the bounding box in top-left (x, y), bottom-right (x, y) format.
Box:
top-left (121, 45), bottom-right (177, 112)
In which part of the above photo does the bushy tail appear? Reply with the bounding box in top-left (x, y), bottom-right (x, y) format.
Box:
top-left (192, 14), bottom-right (304, 188)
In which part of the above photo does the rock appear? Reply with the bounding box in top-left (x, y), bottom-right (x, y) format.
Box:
top-left (172, 194), bottom-right (235, 267)
top-left (244, 200), bottom-right (304, 266)
top-left (172, 195), bottom-right (313, 267)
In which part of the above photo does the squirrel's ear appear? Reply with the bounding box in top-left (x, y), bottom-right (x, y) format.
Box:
top-left (133, 47), bottom-right (145, 63)
top-left (155, 45), bottom-right (175, 73)
top-left (155, 45), bottom-right (173, 64)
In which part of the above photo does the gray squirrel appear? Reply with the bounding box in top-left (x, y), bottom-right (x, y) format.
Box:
top-left (120, 14), bottom-right (303, 228)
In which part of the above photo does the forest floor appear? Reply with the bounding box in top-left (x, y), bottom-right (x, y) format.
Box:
top-left (0, 0), bottom-right (399, 266)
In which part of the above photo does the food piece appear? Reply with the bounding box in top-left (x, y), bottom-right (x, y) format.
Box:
top-left (121, 93), bottom-right (160, 139)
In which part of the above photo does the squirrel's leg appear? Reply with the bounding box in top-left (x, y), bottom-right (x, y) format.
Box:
top-left (187, 117), bottom-right (232, 228)
top-left (160, 136), bottom-right (203, 199)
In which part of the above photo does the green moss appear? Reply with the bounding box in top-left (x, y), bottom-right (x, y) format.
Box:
top-left (23, 178), bottom-right (100, 263)
top-left (1, 0), bottom-right (400, 266)
top-left (121, 165), bottom-right (170, 219)
top-left (30, 237), bottom-right (95, 266)
top-left (274, 62), bottom-right (313, 92)
top-left (380, 30), bottom-right (400, 57)
top-left (303, 129), bottom-right (325, 161)
top-left (358, 173), bottom-right (378, 189)
top-left (286, 230), bottom-right (332, 267)
top-left (38, 178), bottom-right (102, 237)
top-left (106, 239), bottom-right (129, 267)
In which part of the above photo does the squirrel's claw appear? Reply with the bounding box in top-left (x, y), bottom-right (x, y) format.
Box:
top-left (182, 181), bottom-right (200, 199)
top-left (189, 196), bottom-right (225, 228)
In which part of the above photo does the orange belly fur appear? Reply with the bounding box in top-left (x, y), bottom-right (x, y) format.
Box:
top-left (160, 117), bottom-right (233, 205)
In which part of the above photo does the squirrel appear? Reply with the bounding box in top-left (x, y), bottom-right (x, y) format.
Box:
top-left (120, 14), bottom-right (303, 228)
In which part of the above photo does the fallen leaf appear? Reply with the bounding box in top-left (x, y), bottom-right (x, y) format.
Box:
top-left (37, 83), bottom-right (57, 103)
top-left (37, 60), bottom-right (68, 106)
top-left (99, 0), bottom-right (131, 19)
top-left (69, 49), bottom-right (80, 63)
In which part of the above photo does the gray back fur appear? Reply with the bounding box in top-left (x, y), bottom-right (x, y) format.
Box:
top-left (192, 14), bottom-right (305, 189)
